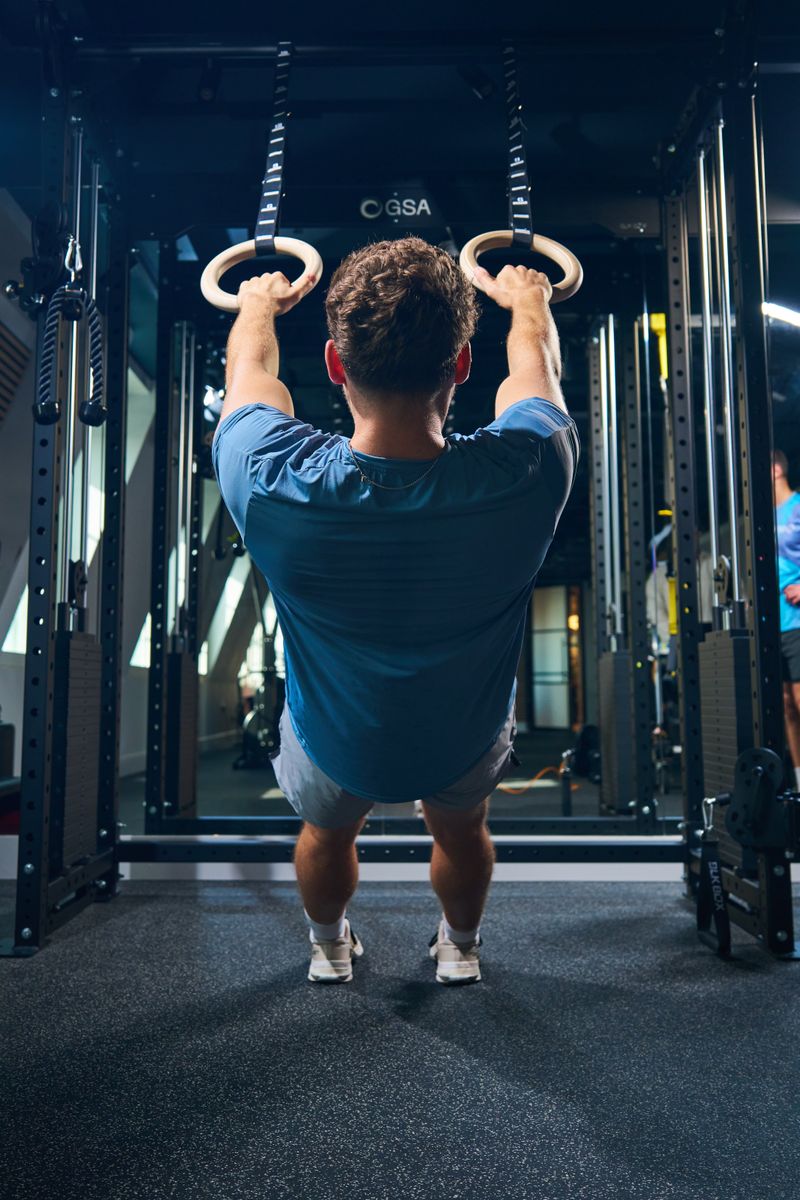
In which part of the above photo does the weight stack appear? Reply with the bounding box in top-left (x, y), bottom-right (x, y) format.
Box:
top-left (698, 628), bottom-right (752, 798)
top-left (598, 650), bottom-right (635, 814)
top-left (165, 650), bottom-right (198, 817)
top-left (51, 631), bottom-right (103, 870)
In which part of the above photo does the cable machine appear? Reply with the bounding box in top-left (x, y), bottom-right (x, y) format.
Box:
top-left (663, 17), bottom-right (800, 956)
top-left (588, 315), bottom-right (656, 824)
top-left (3, 75), bottom-right (129, 955)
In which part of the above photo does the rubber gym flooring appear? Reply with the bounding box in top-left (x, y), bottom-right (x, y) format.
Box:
top-left (2, 880), bottom-right (798, 1200)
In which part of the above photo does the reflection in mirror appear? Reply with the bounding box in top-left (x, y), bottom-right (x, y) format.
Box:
top-left (763, 72), bottom-right (800, 795)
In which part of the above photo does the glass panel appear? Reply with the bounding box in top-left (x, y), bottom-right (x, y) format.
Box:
top-left (1, 586), bottom-right (27, 654)
top-left (130, 614), bottom-right (151, 668)
top-left (532, 586), bottom-right (569, 729)
top-left (125, 367), bottom-right (155, 483)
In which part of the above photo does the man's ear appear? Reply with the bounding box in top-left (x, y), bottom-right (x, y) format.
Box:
top-left (325, 340), bottom-right (346, 386)
top-left (455, 343), bottom-right (472, 386)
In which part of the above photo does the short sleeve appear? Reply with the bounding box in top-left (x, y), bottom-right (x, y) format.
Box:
top-left (482, 397), bottom-right (579, 507)
top-left (211, 403), bottom-right (329, 536)
top-left (484, 396), bottom-right (575, 443)
top-left (781, 499), bottom-right (800, 562)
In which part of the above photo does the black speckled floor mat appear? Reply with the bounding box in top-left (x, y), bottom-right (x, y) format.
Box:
top-left (2, 880), bottom-right (798, 1200)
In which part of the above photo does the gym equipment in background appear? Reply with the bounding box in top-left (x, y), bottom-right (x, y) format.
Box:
top-left (588, 313), bottom-right (656, 821)
top-left (233, 566), bottom-right (285, 771)
top-left (38, 123), bottom-right (108, 876)
top-left (8, 102), bottom-right (131, 956)
top-left (164, 322), bottom-right (200, 820)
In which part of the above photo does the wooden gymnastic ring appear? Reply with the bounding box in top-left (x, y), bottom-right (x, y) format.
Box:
top-left (459, 230), bottom-right (583, 303)
top-left (200, 237), bottom-right (323, 312)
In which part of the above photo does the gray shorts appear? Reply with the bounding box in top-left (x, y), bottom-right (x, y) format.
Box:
top-left (270, 699), bottom-right (518, 830)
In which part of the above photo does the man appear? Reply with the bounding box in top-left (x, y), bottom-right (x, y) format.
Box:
top-left (213, 236), bottom-right (578, 985)
top-left (773, 449), bottom-right (800, 788)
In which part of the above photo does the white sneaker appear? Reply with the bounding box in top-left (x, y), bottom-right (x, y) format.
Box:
top-left (428, 920), bottom-right (482, 985)
top-left (307, 920), bottom-right (364, 984)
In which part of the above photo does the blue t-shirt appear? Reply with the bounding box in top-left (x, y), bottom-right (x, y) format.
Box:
top-left (776, 492), bottom-right (800, 632)
top-left (212, 397), bottom-right (579, 802)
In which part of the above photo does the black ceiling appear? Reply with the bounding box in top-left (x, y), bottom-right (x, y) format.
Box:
top-left (4, 2), bottom-right (797, 230)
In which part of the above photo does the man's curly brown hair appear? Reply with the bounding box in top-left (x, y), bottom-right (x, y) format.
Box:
top-left (325, 236), bottom-right (479, 398)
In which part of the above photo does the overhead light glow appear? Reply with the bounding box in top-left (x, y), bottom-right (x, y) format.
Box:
top-left (763, 302), bottom-right (800, 328)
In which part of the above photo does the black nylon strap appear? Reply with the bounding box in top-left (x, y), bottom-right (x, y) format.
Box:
top-left (503, 43), bottom-right (533, 249)
top-left (696, 835), bottom-right (732, 957)
top-left (254, 41), bottom-right (292, 256)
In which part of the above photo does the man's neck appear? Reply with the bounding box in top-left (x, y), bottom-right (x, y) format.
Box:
top-left (348, 395), bottom-right (448, 459)
top-left (775, 479), bottom-right (794, 507)
top-left (350, 424), bottom-right (446, 459)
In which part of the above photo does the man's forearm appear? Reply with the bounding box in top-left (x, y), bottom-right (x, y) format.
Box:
top-left (506, 300), bottom-right (561, 381)
top-left (225, 297), bottom-right (280, 388)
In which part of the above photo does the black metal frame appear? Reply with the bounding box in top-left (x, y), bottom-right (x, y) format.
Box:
top-left (144, 250), bottom-right (205, 831)
top-left (591, 317), bottom-right (657, 823)
top-left (120, 835), bottom-right (684, 865)
top-left (619, 319), bottom-right (657, 829)
top-left (94, 213), bottom-right (129, 890)
top-left (661, 43), bottom-right (797, 955)
top-left (5, 96), bottom-right (125, 956)
top-left (587, 337), bottom-right (608, 665)
top-left (722, 81), bottom-right (794, 952)
top-left (663, 194), bottom-right (706, 848)
top-left (144, 242), bottom-right (174, 830)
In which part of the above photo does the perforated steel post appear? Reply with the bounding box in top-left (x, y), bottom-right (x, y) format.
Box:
top-left (598, 324), bottom-right (614, 645)
top-left (607, 315), bottom-right (624, 644)
top-left (663, 194), bottom-right (705, 855)
top-left (145, 242), bottom-right (177, 830)
top-left (95, 212), bottom-right (129, 886)
top-left (11, 94), bottom-right (71, 954)
top-left (696, 147), bottom-right (721, 625)
top-left (713, 120), bottom-right (744, 622)
top-left (587, 336), bottom-right (610, 661)
top-left (620, 319), bottom-right (656, 828)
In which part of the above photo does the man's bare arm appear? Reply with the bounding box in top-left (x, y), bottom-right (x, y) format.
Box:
top-left (216, 269), bottom-right (316, 432)
top-left (473, 264), bottom-right (566, 418)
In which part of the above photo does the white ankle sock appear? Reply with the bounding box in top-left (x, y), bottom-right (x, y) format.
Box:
top-left (442, 915), bottom-right (480, 946)
top-left (305, 910), bottom-right (347, 943)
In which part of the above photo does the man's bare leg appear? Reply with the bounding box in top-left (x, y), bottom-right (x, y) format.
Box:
top-left (422, 798), bottom-right (495, 934)
top-left (294, 816), bottom-right (366, 926)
